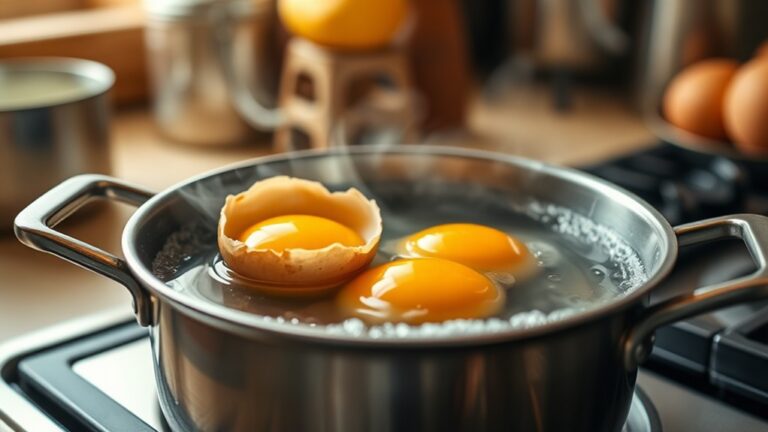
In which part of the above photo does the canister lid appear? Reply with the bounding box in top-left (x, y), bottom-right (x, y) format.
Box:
top-left (144, 0), bottom-right (269, 20)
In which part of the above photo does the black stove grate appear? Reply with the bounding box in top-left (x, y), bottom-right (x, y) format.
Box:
top-left (16, 323), bottom-right (156, 432)
top-left (583, 145), bottom-right (753, 226)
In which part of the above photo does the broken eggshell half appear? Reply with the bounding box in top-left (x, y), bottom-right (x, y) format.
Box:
top-left (217, 176), bottom-right (382, 296)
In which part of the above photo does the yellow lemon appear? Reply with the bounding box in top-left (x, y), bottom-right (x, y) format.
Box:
top-left (278, 0), bottom-right (409, 50)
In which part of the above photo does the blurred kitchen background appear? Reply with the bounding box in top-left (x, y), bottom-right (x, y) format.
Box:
top-left (2, 1), bottom-right (768, 430)
top-left (1, 0), bottom-right (767, 335)
top-left (3, 0), bottom-right (768, 337)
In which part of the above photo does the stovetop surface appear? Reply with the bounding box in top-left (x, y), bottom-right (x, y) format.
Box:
top-left (2, 145), bottom-right (768, 432)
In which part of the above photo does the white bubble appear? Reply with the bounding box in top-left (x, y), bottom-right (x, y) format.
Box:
top-left (321, 307), bottom-right (594, 339)
top-left (342, 318), bottom-right (366, 336)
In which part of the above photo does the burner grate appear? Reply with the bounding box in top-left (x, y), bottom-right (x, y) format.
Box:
top-left (583, 145), bottom-right (749, 226)
top-left (16, 323), bottom-right (156, 432)
top-left (712, 306), bottom-right (768, 404)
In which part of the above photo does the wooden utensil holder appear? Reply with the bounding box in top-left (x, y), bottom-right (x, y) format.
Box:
top-left (274, 38), bottom-right (416, 151)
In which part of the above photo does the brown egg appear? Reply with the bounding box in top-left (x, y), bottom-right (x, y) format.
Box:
top-left (663, 59), bottom-right (739, 140)
top-left (218, 176), bottom-right (382, 296)
top-left (724, 59), bottom-right (768, 155)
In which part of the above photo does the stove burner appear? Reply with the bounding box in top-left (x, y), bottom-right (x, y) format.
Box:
top-left (584, 145), bottom-right (752, 226)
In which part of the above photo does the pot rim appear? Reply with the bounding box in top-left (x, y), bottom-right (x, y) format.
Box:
top-left (122, 145), bottom-right (678, 347)
top-left (0, 57), bottom-right (115, 113)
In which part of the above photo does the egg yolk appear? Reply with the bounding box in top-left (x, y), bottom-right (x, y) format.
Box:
top-left (336, 258), bottom-right (504, 324)
top-left (239, 214), bottom-right (364, 251)
top-left (400, 223), bottom-right (531, 272)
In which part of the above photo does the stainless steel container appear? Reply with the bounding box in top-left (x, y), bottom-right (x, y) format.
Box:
top-left (0, 58), bottom-right (113, 231)
top-left (14, 146), bottom-right (768, 431)
top-left (144, 0), bottom-right (281, 146)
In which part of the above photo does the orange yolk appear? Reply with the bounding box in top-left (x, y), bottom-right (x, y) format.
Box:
top-left (336, 258), bottom-right (504, 324)
top-left (238, 214), bottom-right (364, 251)
top-left (401, 223), bottom-right (531, 272)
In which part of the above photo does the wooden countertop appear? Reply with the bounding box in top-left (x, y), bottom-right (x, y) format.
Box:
top-left (0, 86), bottom-right (654, 342)
top-left (110, 83), bottom-right (654, 189)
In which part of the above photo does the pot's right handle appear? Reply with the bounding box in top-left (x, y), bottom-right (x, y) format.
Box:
top-left (624, 214), bottom-right (768, 369)
top-left (14, 174), bottom-right (155, 326)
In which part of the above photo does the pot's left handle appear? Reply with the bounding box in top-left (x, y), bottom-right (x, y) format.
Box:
top-left (14, 174), bottom-right (155, 326)
top-left (624, 214), bottom-right (768, 369)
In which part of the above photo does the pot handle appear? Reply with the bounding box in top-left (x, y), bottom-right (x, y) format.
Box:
top-left (624, 214), bottom-right (768, 369)
top-left (14, 174), bottom-right (155, 326)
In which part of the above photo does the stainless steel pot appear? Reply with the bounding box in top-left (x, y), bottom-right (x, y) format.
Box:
top-left (0, 58), bottom-right (114, 231)
top-left (14, 146), bottom-right (768, 432)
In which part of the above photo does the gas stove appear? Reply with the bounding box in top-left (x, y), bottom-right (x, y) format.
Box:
top-left (1, 145), bottom-right (767, 432)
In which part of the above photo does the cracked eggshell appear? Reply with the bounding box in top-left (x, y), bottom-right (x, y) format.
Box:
top-left (218, 176), bottom-right (382, 292)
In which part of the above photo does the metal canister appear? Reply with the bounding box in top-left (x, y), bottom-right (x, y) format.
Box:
top-left (144, 0), bottom-right (280, 146)
top-left (0, 58), bottom-right (113, 231)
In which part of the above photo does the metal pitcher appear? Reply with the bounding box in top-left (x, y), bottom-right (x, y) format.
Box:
top-left (144, 0), bottom-right (281, 146)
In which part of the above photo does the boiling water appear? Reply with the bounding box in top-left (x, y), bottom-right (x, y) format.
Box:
top-left (153, 188), bottom-right (647, 338)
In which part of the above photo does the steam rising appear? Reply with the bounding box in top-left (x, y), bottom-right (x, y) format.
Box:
top-left (174, 144), bottom-right (423, 237)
